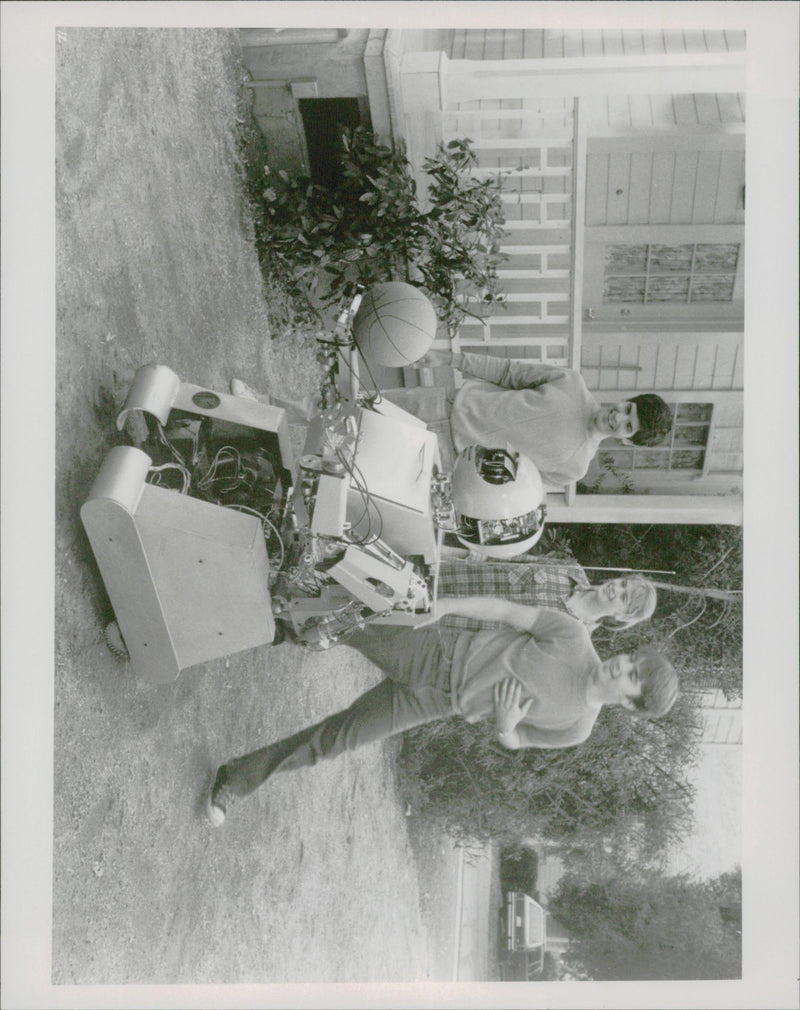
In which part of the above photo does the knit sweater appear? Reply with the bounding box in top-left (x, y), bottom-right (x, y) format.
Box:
top-left (449, 609), bottom-right (602, 749)
top-left (449, 352), bottom-right (605, 486)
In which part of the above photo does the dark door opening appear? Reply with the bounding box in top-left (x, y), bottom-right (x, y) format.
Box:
top-left (298, 97), bottom-right (370, 190)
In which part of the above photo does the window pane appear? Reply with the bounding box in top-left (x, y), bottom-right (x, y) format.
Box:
top-left (601, 448), bottom-right (635, 469)
top-left (604, 277), bottom-right (645, 303)
top-left (674, 424), bottom-right (709, 446)
top-left (691, 275), bottom-right (735, 302)
top-left (605, 244), bottom-right (647, 273)
top-left (676, 403), bottom-right (712, 423)
top-left (648, 276), bottom-right (690, 302)
top-left (695, 243), bottom-right (740, 273)
top-left (649, 244), bottom-right (693, 273)
top-left (636, 450), bottom-right (671, 470)
top-left (672, 450), bottom-right (705, 469)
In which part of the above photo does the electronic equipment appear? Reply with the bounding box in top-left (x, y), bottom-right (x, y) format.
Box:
top-left (81, 287), bottom-right (548, 678)
top-left (450, 445), bottom-right (547, 559)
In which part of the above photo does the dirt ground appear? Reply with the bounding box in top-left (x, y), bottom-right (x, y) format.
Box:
top-left (53, 27), bottom-right (469, 984)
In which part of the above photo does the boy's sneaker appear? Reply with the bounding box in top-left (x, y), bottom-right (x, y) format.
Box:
top-left (230, 378), bottom-right (265, 402)
top-left (205, 769), bottom-right (237, 827)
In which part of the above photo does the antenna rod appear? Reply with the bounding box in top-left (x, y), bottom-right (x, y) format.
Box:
top-left (582, 566), bottom-right (677, 576)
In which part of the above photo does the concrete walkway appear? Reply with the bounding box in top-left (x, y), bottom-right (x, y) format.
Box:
top-left (452, 843), bottom-right (500, 981)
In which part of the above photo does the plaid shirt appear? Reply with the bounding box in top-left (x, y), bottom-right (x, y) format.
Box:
top-left (436, 559), bottom-right (591, 631)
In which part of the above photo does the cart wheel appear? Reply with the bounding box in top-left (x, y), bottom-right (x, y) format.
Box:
top-left (103, 620), bottom-right (129, 660)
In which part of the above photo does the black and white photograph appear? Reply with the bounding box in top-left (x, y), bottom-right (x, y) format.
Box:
top-left (2, 3), bottom-right (798, 1008)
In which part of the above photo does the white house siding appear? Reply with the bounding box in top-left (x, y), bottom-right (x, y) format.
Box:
top-left (579, 331), bottom-right (744, 493)
top-left (446, 28), bottom-right (746, 61)
top-left (373, 32), bottom-right (747, 522)
top-left (699, 688), bottom-right (743, 746)
top-left (585, 143), bottom-right (745, 228)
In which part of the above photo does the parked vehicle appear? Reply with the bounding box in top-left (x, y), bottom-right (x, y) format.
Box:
top-left (502, 890), bottom-right (546, 979)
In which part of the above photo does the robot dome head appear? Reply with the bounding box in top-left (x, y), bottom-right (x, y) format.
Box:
top-left (451, 445), bottom-right (547, 559)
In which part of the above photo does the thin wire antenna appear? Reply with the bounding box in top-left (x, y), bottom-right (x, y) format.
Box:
top-left (582, 566), bottom-right (677, 576)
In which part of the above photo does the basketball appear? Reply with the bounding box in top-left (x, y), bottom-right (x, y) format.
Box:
top-left (352, 282), bottom-right (437, 367)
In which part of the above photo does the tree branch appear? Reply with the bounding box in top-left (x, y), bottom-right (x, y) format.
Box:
top-left (650, 581), bottom-right (742, 602)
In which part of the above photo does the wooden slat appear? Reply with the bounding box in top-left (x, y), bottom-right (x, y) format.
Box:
top-left (463, 136), bottom-right (573, 149)
top-left (500, 243), bottom-right (570, 254)
top-left (673, 93), bottom-right (699, 126)
top-left (503, 219), bottom-right (571, 231)
top-left (500, 291), bottom-right (569, 302)
top-left (499, 269), bottom-right (570, 279)
top-left (568, 97), bottom-right (587, 372)
top-left (470, 165), bottom-right (571, 177)
top-left (499, 192), bottom-right (570, 205)
top-left (586, 152), bottom-right (609, 226)
top-left (649, 152), bottom-right (677, 223)
top-left (692, 150), bottom-right (723, 223)
top-left (694, 92), bottom-right (722, 125)
top-left (606, 153), bottom-right (632, 225)
top-left (450, 104), bottom-right (571, 121)
top-left (628, 152), bottom-right (654, 224)
top-left (670, 151), bottom-right (700, 223)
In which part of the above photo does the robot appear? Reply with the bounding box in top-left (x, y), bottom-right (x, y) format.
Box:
top-left (82, 289), bottom-right (547, 680)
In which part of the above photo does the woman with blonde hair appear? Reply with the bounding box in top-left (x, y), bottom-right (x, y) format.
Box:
top-left (435, 558), bottom-right (657, 635)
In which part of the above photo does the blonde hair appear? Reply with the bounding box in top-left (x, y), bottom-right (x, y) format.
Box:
top-left (598, 574), bottom-right (657, 631)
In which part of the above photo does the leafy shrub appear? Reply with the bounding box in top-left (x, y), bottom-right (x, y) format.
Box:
top-left (398, 691), bottom-right (701, 854)
top-left (551, 868), bottom-right (742, 980)
top-left (550, 523), bottom-right (743, 698)
top-left (500, 846), bottom-right (539, 896)
top-left (248, 127), bottom-right (509, 337)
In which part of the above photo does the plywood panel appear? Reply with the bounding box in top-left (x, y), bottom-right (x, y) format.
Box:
top-left (628, 152), bottom-right (654, 224)
top-left (692, 150), bottom-right (723, 223)
top-left (683, 29), bottom-right (711, 53)
top-left (606, 154), bottom-right (632, 224)
top-left (561, 30), bottom-right (582, 58)
top-left (642, 30), bottom-right (667, 53)
top-left (522, 30), bottom-right (544, 58)
top-left (732, 343), bottom-right (744, 388)
top-left (582, 29), bottom-right (604, 56)
top-left (650, 94), bottom-right (678, 128)
top-left (628, 94), bottom-right (654, 128)
top-left (607, 95), bottom-right (632, 129)
top-left (601, 29), bottom-right (625, 56)
top-left (504, 30), bottom-right (524, 59)
top-left (586, 152), bottom-right (609, 225)
top-left (710, 344), bottom-right (739, 388)
top-left (714, 150), bottom-right (745, 223)
top-left (653, 344), bottom-right (679, 389)
top-left (673, 343), bottom-right (709, 388)
top-left (484, 29), bottom-right (506, 60)
top-left (673, 93), bottom-right (699, 126)
top-left (724, 30), bottom-right (746, 51)
top-left (464, 30), bottom-right (485, 59)
top-left (543, 29), bottom-right (564, 58)
top-left (450, 28), bottom-right (466, 59)
top-left (650, 152), bottom-right (677, 223)
top-left (663, 29), bottom-right (687, 54)
top-left (709, 450), bottom-right (743, 471)
top-left (715, 402), bottom-right (744, 427)
top-left (693, 342), bottom-right (723, 388)
top-left (580, 93), bottom-right (608, 132)
top-left (711, 427), bottom-right (744, 451)
top-left (703, 30), bottom-right (730, 53)
top-left (717, 93), bottom-right (745, 123)
top-left (694, 93), bottom-right (722, 126)
top-left (670, 152), bottom-right (700, 223)
top-left (622, 30), bottom-right (645, 55)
